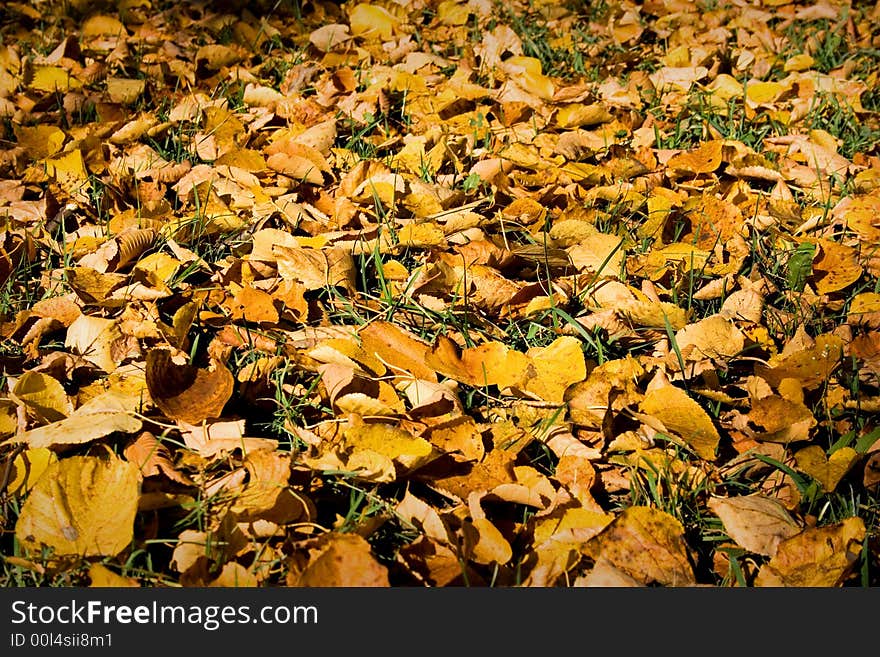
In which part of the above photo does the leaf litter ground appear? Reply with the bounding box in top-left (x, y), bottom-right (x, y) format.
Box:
top-left (1, 0), bottom-right (880, 587)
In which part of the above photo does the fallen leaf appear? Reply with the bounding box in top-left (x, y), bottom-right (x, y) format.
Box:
top-left (640, 385), bottom-right (721, 460)
top-left (708, 494), bottom-right (801, 556)
top-left (145, 349), bottom-right (233, 424)
top-left (288, 532), bottom-right (390, 586)
top-left (586, 506), bottom-right (696, 586)
top-left (89, 563), bottom-right (140, 587)
top-left (20, 390), bottom-right (143, 449)
top-left (16, 454), bottom-right (139, 557)
top-left (794, 446), bottom-right (859, 493)
top-left (11, 371), bottom-right (73, 423)
top-left (755, 517), bottom-right (865, 587)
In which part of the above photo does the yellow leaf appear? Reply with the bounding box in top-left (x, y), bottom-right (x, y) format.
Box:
top-left (215, 147), bottom-right (267, 171)
top-left (308, 337), bottom-right (386, 376)
top-left (13, 125), bottom-right (66, 160)
top-left (587, 506), bottom-right (696, 586)
top-left (105, 77), bottom-right (145, 104)
top-left (343, 423), bottom-right (434, 471)
top-left (359, 321), bottom-right (437, 382)
top-left (811, 239), bottom-right (862, 295)
top-left (64, 314), bottom-right (123, 373)
top-left (784, 53), bottom-right (814, 72)
top-left (746, 394), bottom-right (816, 443)
top-left (755, 517), bottom-right (865, 587)
top-left (266, 152), bottom-right (325, 185)
top-left (660, 242), bottom-right (711, 271)
top-left (20, 390), bottom-right (143, 449)
top-left (44, 148), bottom-right (88, 182)
top-left (423, 416), bottom-right (485, 461)
top-left (29, 66), bottom-right (83, 93)
top-left (6, 448), bottom-right (57, 495)
top-left (133, 251), bottom-right (181, 285)
top-left (274, 245), bottom-right (355, 292)
top-left (468, 518), bottom-right (513, 565)
top-left (426, 337), bottom-right (529, 389)
top-left (756, 333), bottom-right (843, 390)
top-left (12, 371), bottom-right (73, 423)
top-left (437, 0), bottom-right (470, 25)
top-left (397, 222), bottom-right (446, 247)
top-left (502, 56), bottom-right (555, 100)
top-left (673, 314), bottom-right (745, 361)
top-left (348, 3), bottom-right (400, 41)
top-left (794, 446), bottom-right (859, 492)
top-left (524, 336), bottom-right (587, 404)
top-left (640, 385), bottom-right (720, 460)
top-left (208, 562), bottom-right (258, 587)
top-left (533, 506), bottom-right (613, 545)
top-left (849, 292), bottom-right (880, 317)
top-left (81, 14), bottom-right (127, 37)
top-left (745, 80), bottom-right (785, 105)
top-left (15, 454), bottom-right (139, 557)
top-left (620, 299), bottom-right (688, 330)
top-left (708, 495), bottom-right (801, 556)
top-left (289, 532), bottom-right (389, 586)
top-left (567, 232), bottom-right (626, 278)
top-left (666, 139), bottom-right (723, 175)
top-left (648, 66), bottom-right (708, 92)
top-left (229, 285), bottom-right (279, 325)
top-left (308, 24), bottom-right (352, 52)
top-left (555, 103), bottom-right (613, 129)
top-left (89, 563), bottom-right (139, 587)
top-left (195, 44), bottom-right (241, 71)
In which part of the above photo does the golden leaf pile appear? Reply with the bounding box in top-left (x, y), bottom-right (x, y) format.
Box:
top-left (1, 0), bottom-right (879, 587)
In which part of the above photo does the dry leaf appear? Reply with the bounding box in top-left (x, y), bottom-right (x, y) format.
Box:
top-left (16, 454), bottom-right (139, 557)
top-left (289, 532), bottom-right (390, 586)
top-left (708, 494), bottom-right (801, 556)
top-left (793, 446), bottom-right (859, 493)
top-left (586, 506), bottom-right (696, 586)
top-left (755, 517), bottom-right (865, 587)
top-left (640, 385), bottom-right (721, 460)
top-left (20, 390), bottom-right (143, 449)
top-left (145, 349), bottom-right (233, 424)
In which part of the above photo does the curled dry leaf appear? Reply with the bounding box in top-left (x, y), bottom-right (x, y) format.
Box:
top-left (11, 371), bottom-right (73, 423)
top-left (4, 447), bottom-right (57, 495)
top-left (145, 349), bottom-right (233, 424)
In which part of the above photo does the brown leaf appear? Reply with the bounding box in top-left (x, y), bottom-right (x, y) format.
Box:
top-left (145, 349), bottom-right (233, 424)
top-left (359, 321), bottom-right (437, 382)
top-left (123, 431), bottom-right (194, 485)
top-left (288, 532), bottom-right (390, 586)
